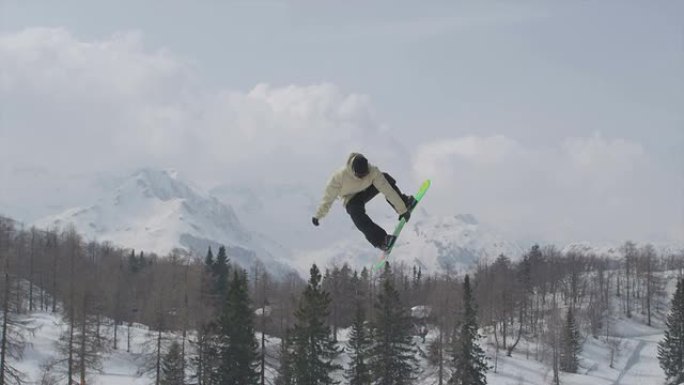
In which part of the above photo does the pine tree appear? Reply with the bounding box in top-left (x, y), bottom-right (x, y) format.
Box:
top-left (658, 278), bottom-right (684, 384)
top-left (128, 250), bottom-right (140, 273)
top-left (369, 265), bottom-right (417, 385)
top-left (212, 246), bottom-right (230, 299)
top-left (204, 247), bottom-right (214, 269)
top-left (215, 270), bottom-right (259, 385)
top-left (138, 251), bottom-right (147, 269)
top-left (560, 308), bottom-right (581, 373)
top-left (291, 264), bottom-right (341, 385)
top-left (345, 301), bottom-right (372, 385)
top-left (448, 274), bottom-right (488, 385)
top-left (191, 247), bottom-right (221, 385)
top-left (160, 341), bottom-right (185, 385)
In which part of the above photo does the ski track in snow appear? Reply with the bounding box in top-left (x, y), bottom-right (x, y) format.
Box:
top-left (613, 340), bottom-right (646, 385)
top-left (609, 332), bottom-right (665, 385)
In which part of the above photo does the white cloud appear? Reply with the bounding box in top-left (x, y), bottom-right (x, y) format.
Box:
top-left (0, 28), bottom-right (187, 102)
top-left (0, 29), bottom-right (394, 173)
top-left (0, 28), bottom-right (404, 217)
top-left (0, 28), bottom-right (195, 172)
top-left (413, 133), bottom-right (682, 245)
top-left (413, 135), bottom-right (524, 176)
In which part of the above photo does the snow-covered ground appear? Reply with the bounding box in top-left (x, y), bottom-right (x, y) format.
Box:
top-left (10, 306), bottom-right (667, 385)
top-left (479, 319), bottom-right (665, 385)
top-left (15, 312), bottom-right (153, 385)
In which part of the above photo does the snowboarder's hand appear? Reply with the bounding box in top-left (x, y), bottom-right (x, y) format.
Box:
top-left (399, 210), bottom-right (411, 223)
top-left (312, 217), bottom-right (320, 226)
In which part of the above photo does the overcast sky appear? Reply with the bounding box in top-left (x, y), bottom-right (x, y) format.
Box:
top-left (1, 1), bottom-right (682, 245)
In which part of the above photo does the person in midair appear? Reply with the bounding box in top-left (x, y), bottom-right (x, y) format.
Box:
top-left (312, 153), bottom-right (417, 251)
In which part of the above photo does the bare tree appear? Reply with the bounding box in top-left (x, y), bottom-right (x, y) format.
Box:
top-left (48, 227), bottom-right (106, 385)
top-left (0, 221), bottom-right (31, 385)
top-left (638, 244), bottom-right (661, 326)
top-left (546, 299), bottom-right (562, 385)
top-left (621, 241), bottom-right (638, 318)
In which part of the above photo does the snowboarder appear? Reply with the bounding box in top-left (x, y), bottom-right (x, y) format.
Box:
top-left (312, 153), bottom-right (416, 251)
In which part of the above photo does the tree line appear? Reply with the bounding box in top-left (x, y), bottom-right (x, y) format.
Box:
top-left (0, 215), bottom-right (682, 384)
top-left (0, 219), bottom-right (301, 385)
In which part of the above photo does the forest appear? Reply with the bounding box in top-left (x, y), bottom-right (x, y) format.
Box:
top-left (0, 215), bottom-right (682, 385)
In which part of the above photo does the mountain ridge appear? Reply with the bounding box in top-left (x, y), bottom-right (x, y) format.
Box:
top-left (30, 168), bottom-right (681, 278)
top-left (34, 168), bottom-right (293, 276)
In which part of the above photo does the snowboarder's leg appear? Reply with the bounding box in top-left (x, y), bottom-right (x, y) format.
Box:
top-left (382, 173), bottom-right (415, 210)
top-left (346, 189), bottom-right (387, 248)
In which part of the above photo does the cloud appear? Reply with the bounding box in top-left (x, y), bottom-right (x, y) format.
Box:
top-left (413, 135), bottom-right (524, 175)
top-left (0, 28), bottom-right (404, 196)
top-left (413, 133), bottom-right (682, 244)
top-left (0, 28), bottom-right (195, 172)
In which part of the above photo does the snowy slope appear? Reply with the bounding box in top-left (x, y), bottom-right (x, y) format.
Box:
top-left (13, 299), bottom-right (667, 385)
top-left (34, 169), bottom-right (293, 275)
top-left (7, 272), bottom-right (676, 385)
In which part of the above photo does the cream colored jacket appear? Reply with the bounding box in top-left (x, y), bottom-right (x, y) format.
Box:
top-left (314, 153), bottom-right (408, 220)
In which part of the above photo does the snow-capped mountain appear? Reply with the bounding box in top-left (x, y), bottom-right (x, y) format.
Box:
top-left (38, 169), bottom-right (671, 279)
top-left (295, 213), bottom-right (525, 276)
top-left (210, 181), bottom-right (527, 275)
top-left (34, 169), bottom-right (293, 276)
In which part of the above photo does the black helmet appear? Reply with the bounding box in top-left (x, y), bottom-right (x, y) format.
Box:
top-left (351, 155), bottom-right (369, 178)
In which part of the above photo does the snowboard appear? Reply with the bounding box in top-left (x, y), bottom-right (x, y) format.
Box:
top-left (372, 179), bottom-right (431, 272)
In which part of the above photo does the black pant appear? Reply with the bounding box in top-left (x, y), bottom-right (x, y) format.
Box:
top-left (345, 173), bottom-right (410, 248)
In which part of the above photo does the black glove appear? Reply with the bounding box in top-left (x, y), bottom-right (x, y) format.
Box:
top-left (312, 217), bottom-right (320, 226)
top-left (399, 210), bottom-right (411, 222)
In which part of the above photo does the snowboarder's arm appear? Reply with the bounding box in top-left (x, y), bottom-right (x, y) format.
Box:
top-left (314, 173), bottom-right (342, 220)
top-left (373, 172), bottom-right (408, 214)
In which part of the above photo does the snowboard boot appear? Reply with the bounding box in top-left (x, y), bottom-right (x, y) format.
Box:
top-left (378, 234), bottom-right (397, 252)
top-left (405, 195), bottom-right (418, 213)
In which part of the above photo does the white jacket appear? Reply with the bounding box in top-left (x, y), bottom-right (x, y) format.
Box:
top-left (314, 153), bottom-right (408, 220)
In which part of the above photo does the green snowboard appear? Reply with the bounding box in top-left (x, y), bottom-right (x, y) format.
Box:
top-left (372, 179), bottom-right (431, 272)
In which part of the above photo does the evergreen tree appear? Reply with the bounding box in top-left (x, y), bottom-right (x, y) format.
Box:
top-left (215, 270), bottom-right (259, 385)
top-left (128, 250), bottom-right (140, 273)
top-left (192, 247), bottom-right (221, 385)
top-left (212, 246), bottom-right (230, 298)
top-left (345, 301), bottom-right (372, 385)
top-left (560, 308), bottom-right (581, 373)
top-left (160, 341), bottom-right (185, 385)
top-left (291, 264), bottom-right (341, 385)
top-left (204, 247), bottom-right (214, 269)
top-left (369, 265), bottom-right (417, 385)
top-left (658, 278), bottom-right (684, 384)
top-left (448, 275), bottom-right (488, 385)
top-left (138, 251), bottom-right (147, 270)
